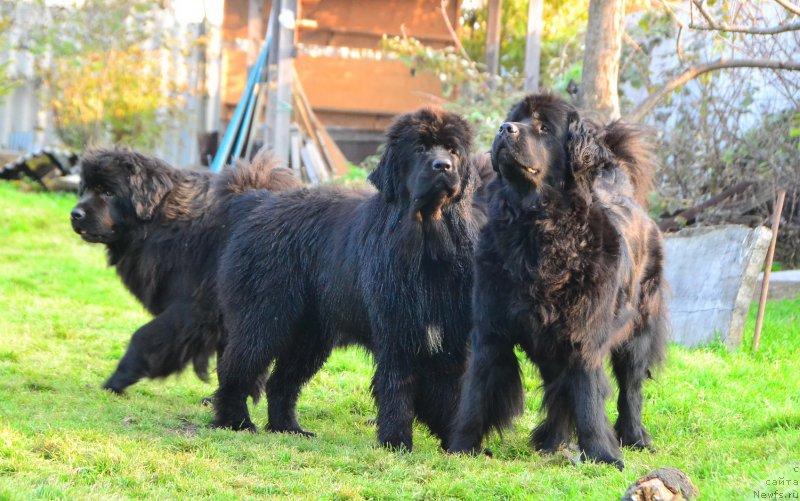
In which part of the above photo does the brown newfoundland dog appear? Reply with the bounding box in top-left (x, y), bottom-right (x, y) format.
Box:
top-left (212, 107), bottom-right (483, 451)
top-left (70, 148), bottom-right (300, 395)
top-left (448, 93), bottom-right (668, 469)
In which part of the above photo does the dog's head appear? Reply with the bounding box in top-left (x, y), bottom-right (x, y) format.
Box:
top-left (368, 107), bottom-right (474, 221)
top-left (493, 93), bottom-right (646, 209)
top-left (71, 149), bottom-right (174, 243)
top-left (491, 93), bottom-right (579, 194)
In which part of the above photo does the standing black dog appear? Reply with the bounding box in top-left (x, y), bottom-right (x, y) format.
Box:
top-left (449, 93), bottom-right (668, 469)
top-left (71, 148), bottom-right (300, 395)
top-left (213, 107), bottom-right (482, 451)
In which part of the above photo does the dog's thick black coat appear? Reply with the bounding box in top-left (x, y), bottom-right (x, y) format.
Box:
top-left (213, 108), bottom-right (482, 450)
top-left (449, 93), bottom-right (668, 468)
top-left (70, 149), bottom-right (300, 394)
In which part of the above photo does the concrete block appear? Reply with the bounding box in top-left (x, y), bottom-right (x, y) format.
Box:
top-left (755, 270), bottom-right (800, 301)
top-left (664, 225), bottom-right (772, 348)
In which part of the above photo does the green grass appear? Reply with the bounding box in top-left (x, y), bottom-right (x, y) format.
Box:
top-left (1, 182), bottom-right (798, 500)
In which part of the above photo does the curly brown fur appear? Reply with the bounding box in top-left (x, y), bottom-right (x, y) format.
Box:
top-left (70, 148), bottom-right (300, 397)
top-left (213, 108), bottom-right (483, 449)
top-left (449, 93), bottom-right (668, 469)
top-left (218, 148), bottom-right (301, 196)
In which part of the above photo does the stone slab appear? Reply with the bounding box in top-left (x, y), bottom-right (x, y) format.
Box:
top-left (754, 270), bottom-right (800, 301)
top-left (664, 225), bottom-right (772, 348)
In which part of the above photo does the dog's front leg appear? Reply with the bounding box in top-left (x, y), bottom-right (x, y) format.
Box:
top-left (371, 350), bottom-right (416, 452)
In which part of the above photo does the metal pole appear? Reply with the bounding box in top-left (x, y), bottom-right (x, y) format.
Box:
top-left (752, 190), bottom-right (786, 351)
top-left (271, 0), bottom-right (296, 164)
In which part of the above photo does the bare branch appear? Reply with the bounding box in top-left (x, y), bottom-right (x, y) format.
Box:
top-left (690, 0), bottom-right (800, 34)
top-left (659, 181), bottom-right (755, 232)
top-left (690, 20), bottom-right (800, 34)
top-left (655, 0), bottom-right (686, 61)
top-left (692, 0), bottom-right (717, 26)
top-left (628, 59), bottom-right (800, 122)
top-left (619, 31), bottom-right (641, 77)
top-left (656, 0), bottom-right (686, 29)
top-left (439, 0), bottom-right (471, 61)
top-left (773, 0), bottom-right (800, 16)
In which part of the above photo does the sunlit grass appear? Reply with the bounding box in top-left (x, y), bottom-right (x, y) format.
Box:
top-left (0, 183), bottom-right (798, 499)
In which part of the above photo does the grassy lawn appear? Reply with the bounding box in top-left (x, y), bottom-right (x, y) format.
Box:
top-left (0, 182), bottom-right (798, 500)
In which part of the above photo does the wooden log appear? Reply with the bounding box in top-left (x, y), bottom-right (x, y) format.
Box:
top-left (659, 181), bottom-right (754, 232)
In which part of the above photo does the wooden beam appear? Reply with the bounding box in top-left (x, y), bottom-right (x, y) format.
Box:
top-left (523, 0), bottom-right (543, 92)
top-left (486, 0), bottom-right (502, 77)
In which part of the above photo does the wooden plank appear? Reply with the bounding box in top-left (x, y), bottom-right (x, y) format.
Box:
top-left (298, 0), bottom-right (458, 48)
top-left (292, 66), bottom-right (349, 176)
top-left (313, 111), bottom-right (394, 130)
top-left (295, 56), bottom-right (443, 116)
top-left (291, 81), bottom-right (332, 175)
top-left (315, 124), bottom-right (349, 176)
top-left (307, 141), bottom-right (330, 182)
top-left (290, 129), bottom-right (304, 180)
top-left (300, 143), bottom-right (321, 184)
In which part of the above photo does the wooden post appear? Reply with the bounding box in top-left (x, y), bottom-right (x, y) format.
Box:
top-left (486, 0), bottom-right (502, 78)
top-left (752, 190), bottom-right (786, 351)
top-left (271, 0), bottom-right (296, 164)
top-left (523, 0), bottom-right (543, 92)
top-left (247, 0), bottom-right (264, 67)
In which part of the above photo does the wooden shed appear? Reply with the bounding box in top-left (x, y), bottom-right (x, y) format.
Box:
top-left (220, 0), bottom-right (459, 163)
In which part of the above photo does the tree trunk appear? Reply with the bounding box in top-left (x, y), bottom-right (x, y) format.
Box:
top-left (486, 0), bottom-right (502, 77)
top-left (579, 0), bottom-right (625, 121)
top-left (523, 0), bottom-right (544, 92)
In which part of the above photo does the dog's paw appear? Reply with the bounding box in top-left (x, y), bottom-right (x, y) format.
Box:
top-left (266, 425), bottom-right (316, 438)
top-left (211, 418), bottom-right (257, 433)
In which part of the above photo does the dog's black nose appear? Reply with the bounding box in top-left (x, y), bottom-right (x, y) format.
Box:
top-left (499, 122), bottom-right (519, 135)
top-left (432, 159), bottom-right (452, 171)
top-left (70, 208), bottom-right (85, 221)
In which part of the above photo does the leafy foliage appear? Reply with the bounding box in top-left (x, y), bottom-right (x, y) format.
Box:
top-left (17, 0), bottom-right (184, 152)
top-left (382, 35), bottom-right (526, 151)
top-left (460, 0), bottom-right (589, 91)
top-left (0, 16), bottom-right (19, 102)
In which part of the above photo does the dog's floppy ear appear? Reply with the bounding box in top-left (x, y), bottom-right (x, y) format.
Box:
top-left (566, 115), bottom-right (613, 181)
top-left (367, 144), bottom-right (402, 202)
top-left (125, 154), bottom-right (174, 221)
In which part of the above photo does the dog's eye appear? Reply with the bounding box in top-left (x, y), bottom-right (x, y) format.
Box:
top-left (415, 145), bottom-right (425, 153)
top-left (449, 148), bottom-right (459, 157)
top-left (104, 190), bottom-right (113, 197)
top-left (539, 124), bottom-right (549, 133)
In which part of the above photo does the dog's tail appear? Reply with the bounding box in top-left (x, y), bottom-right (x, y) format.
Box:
top-left (214, 148), bottom-right (302, 198)
top-left (600, 120), bottom-right (656, 207)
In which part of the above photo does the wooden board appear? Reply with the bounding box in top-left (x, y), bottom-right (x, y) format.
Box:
top-left (299, 0), bottom-right (458, 48)
top-left (295, 55), bottom-right (444, 117)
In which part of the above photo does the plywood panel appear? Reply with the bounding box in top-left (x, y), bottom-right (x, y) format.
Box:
top-left (222, 49), bottom-right (249, 107)
top-left (299, 0), bottom-right (458, 48)
top-left (295, 55), bottom-right (444, 117)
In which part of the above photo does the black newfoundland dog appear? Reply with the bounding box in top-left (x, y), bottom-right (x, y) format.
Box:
top-left (449, 93), bottom-right (668, 469)
top-left (70, 149), bottom-right (301, 394)
top-left (213, 107), bottom-right (483, 451)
